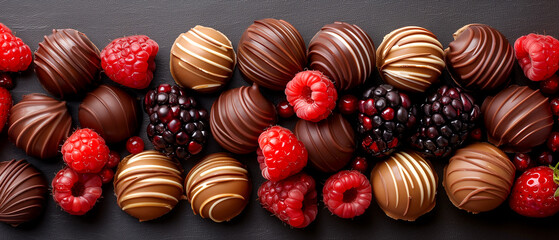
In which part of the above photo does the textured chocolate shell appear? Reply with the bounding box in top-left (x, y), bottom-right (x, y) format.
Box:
top-left (0, 159), bottom-right (47, 226)
top-left (79, 85), bottom-right (140, 143)
top-left (294, 113), bottom-right (355, 172)
top-left (237, 18), bottom-right (306, 91)
top-left (114, 151), bottom-right (184, 222)
top-left (377, 26), bottom-right (444, 93)
top-left (444, 142), bottom-right (515, 213)
top-left (308, 22), bottom-right (375, 91)
top-left (8, 94), bottom-right (72, 159)
top-left (185, 153), bottom-right (250, 222)
top-left (445, 24), bottom-right (514, 91)
top-left (482, 85), bottom-right (553, 152)
top-left (170, 25), bottom-right (236, 93)
top-left (210, 84), bottom-right (277, 154)
top-left (371, 151), bottom-right (438, 221)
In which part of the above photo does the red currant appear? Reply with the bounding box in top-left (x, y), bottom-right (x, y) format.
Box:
top-left (276, 100), bottom-right (294, 118)
top-left (350, 157), bottom-right (368, 173)
top-left (537, 151), bottom-right (553, 165)
top-left (0, 72), bottom-right (14, 90)
top-left (513, 153), bottom-right (531, 172)
top-left (470, 128), bottom-right (482, 141)
top-left (550, 98), bottom-right (559, 116)
top-left (547, 132), bottom-right (559, 152)
top-left (99, 167), bottom-right (114, 184)
top-left (126, 136), bottom-right (144, 154)
top-left (338, 94), bottom-right (358, 115)
top-left (540, 74), bottom-right (559, 94)
top-left (106, 150), bottom-right (121, 169)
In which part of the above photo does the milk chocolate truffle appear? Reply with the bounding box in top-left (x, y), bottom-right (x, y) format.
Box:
top-left (114, 151), bottom-right (184, 222)
top-left (371, 151), bottom-right (437, 221)
top-left (79, 85), bottom-right (140, 143)
top-left (294, 114), bottom-right (355, 172)
top-left (445, 24), bottom-right (514, 91)
top-left (377, 26), bottom-right (445, 93)
top-left (308, 22), bottom-right (375, 91)
top-left (185, 153), bottom-right (250, 222)
top-left (34, 29), bottom-right (101, 99)
top-left (170, 25), bottom-right (236, 93)
top-left (444, 142), bottom-right (515, 213)
top-left (210, 84), bottom-right (277, 154)
top-left (482, 85), bottom-right (553, 152)
top-left (8, 94), bottom-right (72, 159)
top-left (0, 159), bottom-right (47, 226)
top-left (237, 18), bottom-right (306, 91)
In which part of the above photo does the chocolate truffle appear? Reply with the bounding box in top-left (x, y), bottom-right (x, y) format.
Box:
top-left (445, 24), bottom-right (514, 91)
top-left (170, 25), bottom-right (236, 93)
top-left (237, 18), bottom-right (306, 91)
top-left (0, 159), bottom-right (47, 226)
top-left (114, 150), bottom-right (183, 222)
top-left (444, 142), bottom-right (515, 213)
top-left (185, 153), bottom-right (251, 222)
top-left (8, 94), bottom-right (72, 159)
top-left (371, 151), bottom-right (437, 221)
top-left (294, 113), bottom-right (355, 172)
top-left (377, 26), bottom-right (445, 93)
top-left (79, 85), bottom-right (140, 143)
top-left (308, 22), bottom-right (375, 91)
top-left (210, 84), bottom-right (277, 154)
top-left (482, 85), bottom-right (553, 152)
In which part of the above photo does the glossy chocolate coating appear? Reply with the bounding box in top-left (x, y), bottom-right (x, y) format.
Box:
top-left (482, 85), bottom-right (553, 152)
top-left (79, 85), bottom-right (140, 143)
top-left (308, 22), bottom-right (375, 91)
top-left (371, 151), bottom-right (438, 221)
top-left (210, 84), bottom-right (277, 154)
top-left (8, 94), bottom-right (72, 159)
top-left (444, 142), bottom-right (515, 213)
top-left (114, 151), bottom-right (184, 222)
top-left (0, 159), bottom-right (47, 226)
top-left (237, 18), bottom-right (306, 91)
top-left (377, 26), bottom-right (444, 93)
top-left (185, 153), bottom-right (250, 222)
top-left (170, 25), bottom-right (236, 93)
top-left (294, 113), bottom-right (355, 172)
top-left (445, 24), bottom-right (514, 91)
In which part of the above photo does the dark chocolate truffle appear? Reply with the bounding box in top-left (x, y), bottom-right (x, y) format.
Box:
top-left (445, 24), bottom-right (515, 91)
top-left (0, 159), bottom-right (48, 226)
top-left (34, 29), bottom-right (101, 99)
top-left (482, 85), bottom-right (553, 152)
top-left (294, 113), bottom-right (355, 172)
top-left (308, 22), bottom-right (375, 91)
top-left (237, 18), bottom-right (306, 91)
top-left (210, 84), bottom-right (277, 154)
top-left (79, 84), bottom-right (140, 143)
top-left (8, 94), bottom-right (72, 159)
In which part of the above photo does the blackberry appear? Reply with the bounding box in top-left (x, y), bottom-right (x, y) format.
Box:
top-left (144, 84), bottom-right (209, 159)
top-left (357, 84), bottom-right (417, 158)
top-left (410, 86), bottom-right (480, 158)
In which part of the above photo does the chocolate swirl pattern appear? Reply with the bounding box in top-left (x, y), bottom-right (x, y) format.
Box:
top-left (185, 153), bottom-right (250, 222)
top-left (377, 26), bottom-right (444, 93)
top-left (210, 84), bottom-right (277, 154)
top-left (171, 25), bottom-right (236, 93)
top-left (0, 159), bottom-right (47, 226)
top-left (308, 22), bottom-right (375, 91)
top-left (34, 29), bottom-right (101, 99)
top-left (114, 151), bottom-right (184, 222)
top-left (8, 94), bottom-right (72, 159)
top-left (237, 18), bottom-right (306, 91)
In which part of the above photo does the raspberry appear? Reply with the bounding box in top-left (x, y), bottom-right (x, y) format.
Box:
top-left (323, 170), bottom-right (372, 218)
top-left (0, 24), bottom-right (32, 72)
top-left (126, 136), bottom-right (144, 154)
top-left (285, 70), bottom-right (338, 122)
top-left (257, 173), bottom-right (317, 228)
top-left (51, 167), bottom-right (103, 215)
top-left (0, 87), bottom-right (11, 133)
top-left (61, 129), bottom-right (110, 174)
top-left (276, 100), bottom-right (295, 118)
top-left (350, 156), bottom-right (368, 173)
top-left (99, 167), bottom-right (114, 184)
top-left (515, 34), bottom-right (559, 81)
top-left (339, 94), bottom-right (358, 115)
top-left (106, 150), bottom-right (121, 169)
top-left (540, 75), bottom-right (559, 94)
top-left (257, 126), bottom-right (307, 181)
top-left (0, 23), bottom-right (12, 34)
top-left (101, 35), bottom-right (158, 89)
top-left (0, 72), bottom-right (14, 90)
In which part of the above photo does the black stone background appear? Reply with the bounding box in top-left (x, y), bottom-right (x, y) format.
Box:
top-left (1, 0), bottom-right (559, 239)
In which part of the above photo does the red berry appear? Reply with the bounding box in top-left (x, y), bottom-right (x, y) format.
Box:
top-left (0, 23), bottom-right (12, 34)
top-left (514, 34), bottom-right (559, 81)
top-left (62, 129), bottom-right (110, 174)
top-left (257, 126), bottom-right (308, 181)
top-left (51, 167), bottom-right (103, 215)
top-left (106, 150), bottom-right (121, 169)
top-left (0, 87), bottom-right (11, 133)
top-left (0, 72), bottom-right (14, 90)
top-left (257, 173), bottom-right (317, 228)
top-left (285, 70), bottom-right (338, 122)
top-left (126, 136), bottom-right (144, 154)
top-left (276, 100), bottom-right (294, 118)
top-left (514, 153), bottom-right (532, 172)
top-left (551, 98), bottom-right (559, 116)
top-left (0, 23), bottom-right (32, 72)
top-left (509, 165), bottom-right (559, 217)
top-left (101, 35), bottom-right (159, 89)
top-left (548, 132), bottom-right (559, 152)
top-left (540, 75), bottom-right (559, 94)
top-left (350, 157), bottom-right (368, 173)
top-left (323, 170), bottom-right (372, 218)
top-left (339, 94), bottom-right (358, 115)
top-left (538, 151), bottom-right (554, 166)
top-left (99, 167), bottom-right (114, 184)
top-left (470, 128), bottom-right (482, 141)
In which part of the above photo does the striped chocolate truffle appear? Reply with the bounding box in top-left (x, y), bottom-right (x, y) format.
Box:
top-left (170, 25), bottom-right (236, 93)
